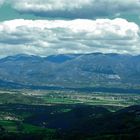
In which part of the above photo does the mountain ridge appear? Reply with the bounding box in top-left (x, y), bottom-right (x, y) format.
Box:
top-left (0, 53), bottom-right (140, 90)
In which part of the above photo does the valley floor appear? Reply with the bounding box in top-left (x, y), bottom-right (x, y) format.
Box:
top-left (0, 89), bottom-right (140, 140)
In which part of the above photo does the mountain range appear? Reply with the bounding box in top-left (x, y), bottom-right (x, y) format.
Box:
top-left (0, 53), bottom-right (140, 92)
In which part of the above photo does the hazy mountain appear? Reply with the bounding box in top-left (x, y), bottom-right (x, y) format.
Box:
top-left (0, 53), bottom-right (140, 90)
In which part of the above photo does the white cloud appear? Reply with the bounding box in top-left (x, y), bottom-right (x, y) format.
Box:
top-left (12, 0), bottom-right (91, 11)
top-left (2, 0), bottom-right (140, 18)
top-left (0, 18), bottom-right (139, 57)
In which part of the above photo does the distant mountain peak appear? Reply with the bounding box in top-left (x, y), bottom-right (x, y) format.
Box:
top-left (45, 54), bottom-right (81, 63)
top-left (0, 53), bottom-right (42, 62)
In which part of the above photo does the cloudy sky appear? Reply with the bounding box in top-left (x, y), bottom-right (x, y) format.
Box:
top-left (0, 0), bottom-right (140, 57)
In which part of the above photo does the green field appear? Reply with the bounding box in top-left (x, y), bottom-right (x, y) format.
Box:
top-left (0, 89), bottom-right (140, 140)
top-left (0, 89), bottom-right (140, 108)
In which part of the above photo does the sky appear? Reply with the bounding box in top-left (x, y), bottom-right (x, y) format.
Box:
top-left (0, 0), bottom-right (140, 57)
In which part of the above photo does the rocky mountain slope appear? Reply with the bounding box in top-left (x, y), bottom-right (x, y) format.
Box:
top-left (0, 53), bottom-right (140, 89)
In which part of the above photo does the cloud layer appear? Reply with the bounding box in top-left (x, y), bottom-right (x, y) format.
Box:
top-left (1, 0), bottom-right (140, 19)
top-left (0, 18), bottom-right (139, 57)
